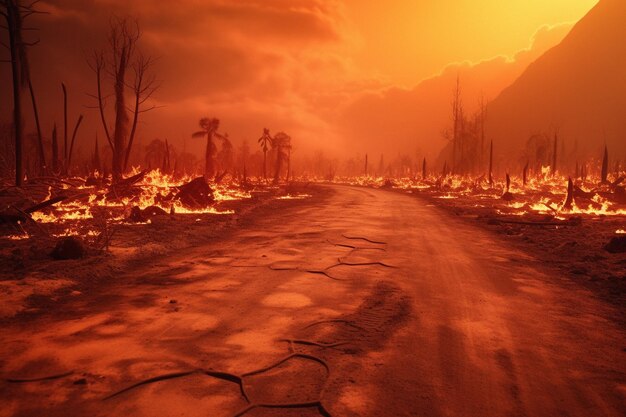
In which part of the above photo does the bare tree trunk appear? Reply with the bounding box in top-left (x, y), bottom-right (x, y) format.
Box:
top-left (62, 82), bottom-right (68, 169)
top-left (6, 1), bottom-right (23, 186)
top-left (205, 133), bottom-right (215, 179)
top-left (51, 124), bottom-right (59, 173)
top-left (422, 158), bottom-right (426, 179)
top-left (488, 140), bottom-right (494, 186)
top-left (552, 133), bottom-right (558, 176)
top-left (563, 177), bottom-right (574, 210)
top-left (91, 53), bottom-right (113, 150)
top-left (480, 96), bottom-right (485, 174)
top-left (263, 150), bottom-right (267, 180)
top-left (451, 75), bottom-right (461, 174)
top-left (67, 114), bottom-right (84, 170)
top-left (124, 88), bottom-right (140, 171)
top-left (112, 46), bottom-right (130, 182)
top-left (601, 145), bottom-right (609, 183)
top-left (523, 161), bottom-right (529, 186)
top-left (27, 76), bottom-right (46, 174)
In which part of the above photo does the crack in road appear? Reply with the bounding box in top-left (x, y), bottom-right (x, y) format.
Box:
top-left (4, 233), bottom-right (408, 417)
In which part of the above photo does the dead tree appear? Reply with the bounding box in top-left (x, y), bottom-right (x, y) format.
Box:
top-left (522, 161), bottom-right (529, 186)
top-left (1, 1), bottom-right (43, 184)
top-left (88, 17), bottom-right (158, 182)
top-left (450, 75), bottom-right (462, 174)
top-left (124, 53), bottom-right (158, 171)
top-left (479, 95), bottom-right (486, 173)
top-left (62, 82), bottom-right (68, 164)
top-left (67, 114), bottom-right (84, 169)
top-left (563, 177), bottom-right (574, 210)
top-left (552, 133), bottom-right (558, 176)
top-left (488, 140), bottom-right (494, 186)
top-left (27, 72), bottom-right (45, 173)
top-left (59, 82), bottom-right (84, 173)
top-left (601, 145), bottom-right (609, 184)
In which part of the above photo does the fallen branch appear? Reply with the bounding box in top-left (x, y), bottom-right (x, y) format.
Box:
top-left (24, 195), bottom-right (67, 214)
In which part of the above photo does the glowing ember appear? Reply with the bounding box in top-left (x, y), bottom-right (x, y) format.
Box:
top-left (277, 194), bottom-right (312, 200)
top-left (26, 169), bottom-right (249, 225)
top-left (2, 234), bottom-right (30, 240)
top-left (327, 172), bottom-right (625, 218)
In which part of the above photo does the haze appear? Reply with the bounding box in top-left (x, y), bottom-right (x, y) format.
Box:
top-left (0, 0), bottom-right (603, 162)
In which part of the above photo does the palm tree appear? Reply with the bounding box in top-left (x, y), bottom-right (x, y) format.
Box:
top-left (258, 128), bottom-right (273, 180)
top-left (217, 132), bottom-right (234, 173)
top-left (271, 132), bottom-right (291, 184)
top-left (192, 117), bottom-right (221, 179)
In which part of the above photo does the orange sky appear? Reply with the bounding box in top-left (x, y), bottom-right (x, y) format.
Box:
top-left (345, 0), bottom-right (598, 85)
top-left (1, 0), bottom-right (602, 160)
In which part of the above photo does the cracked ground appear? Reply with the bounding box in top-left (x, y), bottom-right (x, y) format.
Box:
top-left (1, 185), bottom-right (625, 417)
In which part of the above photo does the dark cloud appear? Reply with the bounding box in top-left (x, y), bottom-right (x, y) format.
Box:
top-left (1, 0), bottom-right (353, 159)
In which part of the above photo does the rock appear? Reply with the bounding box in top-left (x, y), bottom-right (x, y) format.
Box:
top-left (605, 236), bottom-right (626, 253)
top-left (174, 177), bottom-right (215, 209)
top-left (169, 299), bottom-right (177, 304)
top-left (144, 206), bottom-right (167, 217)
top-left (128, 205), bottom-right (168, 223)
top-left (51, 237), bottom-right (85, 260)
top-left (128, 206), bottom-right (144, 223)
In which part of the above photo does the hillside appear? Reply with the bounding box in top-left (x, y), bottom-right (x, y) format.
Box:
top-left (485, 0), bottom-right (626, 164)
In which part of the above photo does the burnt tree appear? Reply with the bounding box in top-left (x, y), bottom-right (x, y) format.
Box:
top-left (1, 1), bottom-right (44, 184)
top-left (88, 17), bottom-right (158, 182)
top-left (192, 117), bottom-right (222, 179)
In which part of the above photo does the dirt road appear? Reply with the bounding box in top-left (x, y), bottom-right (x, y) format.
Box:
top-left (1, 185), bottom-right (625, 417)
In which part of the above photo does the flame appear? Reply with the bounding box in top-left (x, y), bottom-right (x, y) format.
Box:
top-left (15, 168), bottom-right (624, 244)
top-left (323, 170), bottom-right (625, 218)
top-left (28, 169), bottom-right (250, 224)
top-left (2, 234), bottom-right (30, 240)
top-left (277, 194), bottom-right (312, 200)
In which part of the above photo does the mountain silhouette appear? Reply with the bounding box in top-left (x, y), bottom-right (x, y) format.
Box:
top-left (485, 0), bottom-right (626, 161)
